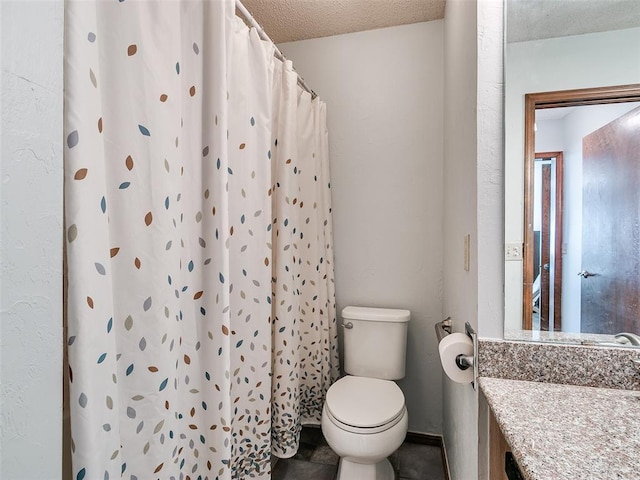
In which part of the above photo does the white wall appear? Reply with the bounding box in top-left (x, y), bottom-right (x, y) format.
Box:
top-left (476, 0), bottom-right (504, 342)
top-left (0, 2), bottom-right (64, 479)
top-left (280, 21), bottom-right (445, 435)
top-left (504, 27), bottom-right (640, 331)
top-left (442, 0), bottom-right (479, 478)
top-left (442, 0), bottom-right (503, 478)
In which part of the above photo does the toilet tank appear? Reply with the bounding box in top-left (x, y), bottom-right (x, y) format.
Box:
top-left (342, 306), bottom-right (410, 380)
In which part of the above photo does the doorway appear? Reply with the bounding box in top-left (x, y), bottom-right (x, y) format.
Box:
top-left (525, 151), bottom-right (564, 331)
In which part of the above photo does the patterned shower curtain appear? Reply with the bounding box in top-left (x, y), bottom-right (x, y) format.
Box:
top-left (64, 1), bottom-right (339, 479)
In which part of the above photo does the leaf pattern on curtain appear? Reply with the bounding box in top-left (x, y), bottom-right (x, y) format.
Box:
top-left (269, 60), bottom-right (338, 457)
top-left (64, 1), bottom-right (338, 479)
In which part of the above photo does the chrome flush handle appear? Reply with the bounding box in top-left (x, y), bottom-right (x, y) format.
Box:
top-left (342, 322), bottom-right (353, 329)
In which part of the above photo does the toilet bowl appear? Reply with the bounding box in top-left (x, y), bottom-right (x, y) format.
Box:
top-left (322, 306), bottom-right (410, 480)
top-left (322, 375), bottom-right (408, 480)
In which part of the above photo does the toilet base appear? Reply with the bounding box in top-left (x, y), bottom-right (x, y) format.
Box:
top-left (336, 457), bottom-right (395, 480)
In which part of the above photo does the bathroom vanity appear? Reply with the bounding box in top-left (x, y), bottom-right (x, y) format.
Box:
top-left (478, 337), bottom-right (640, 479)
top-left (482, 377), bottom-right (640, 479)
top-left (478, 338), bottom-right (640, 479)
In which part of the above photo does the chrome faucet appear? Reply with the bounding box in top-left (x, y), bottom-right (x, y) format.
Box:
top-left (615, 332), bottom-right (640, 346)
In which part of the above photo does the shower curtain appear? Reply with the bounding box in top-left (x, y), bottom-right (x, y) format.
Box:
top-left (64, 1), bottom-right (338, 479)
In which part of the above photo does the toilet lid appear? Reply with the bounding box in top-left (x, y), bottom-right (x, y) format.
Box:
top-left (325, 376), bottom-right (405, 428)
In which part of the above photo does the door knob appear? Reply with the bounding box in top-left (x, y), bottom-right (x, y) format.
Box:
top-left (543, 263), bottom-right (550, 271)
top-left (577, 270), bottom-right (596, 278)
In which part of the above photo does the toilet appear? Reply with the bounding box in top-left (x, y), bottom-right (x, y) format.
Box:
top-left (321, 306), bottom-right (410, 480)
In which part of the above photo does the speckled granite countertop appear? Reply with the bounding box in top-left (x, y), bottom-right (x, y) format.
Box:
top-left (478, 339), bottom-right (640, 390)
top-left (480, 377), bottom-right (640, 480)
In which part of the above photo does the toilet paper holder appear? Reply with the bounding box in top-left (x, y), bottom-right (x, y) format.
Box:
top-left (435, 317), bottom-right (478, 390)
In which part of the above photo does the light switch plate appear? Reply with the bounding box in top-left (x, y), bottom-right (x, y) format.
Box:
top-left (505, 242), bottom-right (523, 261)
top-left (464, 234), bottom-right (470, 271)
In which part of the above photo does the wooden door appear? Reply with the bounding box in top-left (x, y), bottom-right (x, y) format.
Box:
top-left (581, 106), bottom-right (640, 334)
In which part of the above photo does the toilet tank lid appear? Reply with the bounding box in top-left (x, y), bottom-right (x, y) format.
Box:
top-left (342, 306), bottom-right (410, 323)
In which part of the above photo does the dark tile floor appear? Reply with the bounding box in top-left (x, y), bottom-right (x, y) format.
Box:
top-left (271, 426), bottom-right (447, 480)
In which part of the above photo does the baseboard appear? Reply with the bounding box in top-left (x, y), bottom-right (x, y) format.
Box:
top-left (404, 431), bottom-right (442, 446)
top-left (441, 435), bottom-right (452, 480)
top-left (405, 432), bottom-right (451, 480)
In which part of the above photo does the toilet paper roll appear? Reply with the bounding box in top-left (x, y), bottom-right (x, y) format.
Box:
top-left (438, 332), bottom-right (474, 384)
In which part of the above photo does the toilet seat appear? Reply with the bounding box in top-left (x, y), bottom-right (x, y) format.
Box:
top-left (325, 376), bottom-right (405, 434)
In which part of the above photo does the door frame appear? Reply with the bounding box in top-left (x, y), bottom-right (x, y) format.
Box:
top-left (523, 153), bottom-right (563, 331)
top-left (522, 84), bottom-right (640, 330)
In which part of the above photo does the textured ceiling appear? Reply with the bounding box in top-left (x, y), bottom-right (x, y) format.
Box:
top-left (239, 0), bottom-right (446, 44)
top-left (238, 0), bottom-right (640, 46)
top-left (507, 0), bottom-right (640, 43)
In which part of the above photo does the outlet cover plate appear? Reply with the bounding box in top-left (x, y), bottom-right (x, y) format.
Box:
top-left (505, 243), bottom-right (523, 261)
